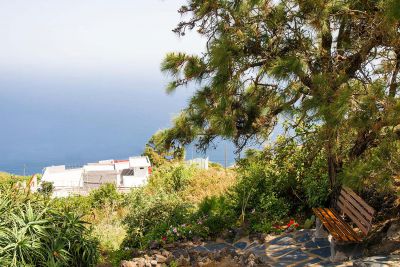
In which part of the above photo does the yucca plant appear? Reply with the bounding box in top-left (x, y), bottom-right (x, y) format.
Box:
top-left (0, 186), bottom-right (99, 266)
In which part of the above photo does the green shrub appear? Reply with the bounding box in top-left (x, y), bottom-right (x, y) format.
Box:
top-left (229, 136), bottom-right (329, 232)
top-left (195, 196), bottom-right (236, 236)
top-left (122, 189), bottom-right (192, 248)
top-left (52, 195), bottom-right (92, 216)
top-left (37, 181), bottom-right (54, 197)
top-left (165, 165), bottom-right (193, 192)
top-left (0, 188), bottom-right (99, 267)
top-left (149, 164), bottom-right (195, 193)
top-left (89, 183), bottom-right (124, 209)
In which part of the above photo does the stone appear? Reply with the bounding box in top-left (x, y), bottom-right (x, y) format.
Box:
top-left (294, 257), bottom-right (323, 267)
top-left (330, 239), bottom-right (363, 262)
top-left (278, 249), bottom-right (309, 262)
top-left (307, 238), bottom-right (331, 248)
top-left (204, 242), bottom-right (233, 252)
top-left (387, 221), bottom-right (400, 240)
top-left (294, 232), bottom-right (312, 243)
top-left (269, 235), bottom-right (295, 246)
top-left (247, 260), bottom-right (256, 266)
top-left (353, 255), bottom-right (400, 267)
top-left (155, 254), bottom-right (167, 263)
top-left (309, 246), bottom-right (331, 258)
top-left (149, 241), bottom-right (160, 250)
top-left (268, 247), bottom-right (297, 257)
top-left (161, 250), bottom-right (171, 257)
top-left (191, 246), bottom-right (209, 252)
top-left (233, 241), bottom-right (248, 250)
top-left (176, 254), bottom-right (190, 266)
top-left (120, 260), bottom-right (137, 267)
top-left (150, 260), bottom-right (157, 266)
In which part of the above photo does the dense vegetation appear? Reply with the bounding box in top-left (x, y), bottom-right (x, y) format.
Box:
top-left (1, 1), bottom-right (400, 266)
top-left (0, 134), bottom-right (398, 266)
top-left (0, 184), bottom-right (99, 267)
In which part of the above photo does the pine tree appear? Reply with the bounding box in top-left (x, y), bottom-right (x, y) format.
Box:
top-left (161, 0), bottom-right (400, 189)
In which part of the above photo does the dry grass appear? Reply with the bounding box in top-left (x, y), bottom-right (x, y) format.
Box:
top-left (0, 171), bottom-right (30, 184)
top-left (0, 171), bottom-right (13, 181)
top-left (181, 167), bottom-right (237, 204)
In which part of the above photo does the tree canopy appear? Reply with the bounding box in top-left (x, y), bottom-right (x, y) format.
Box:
top-left (160, 0), bottom-right (400, 189)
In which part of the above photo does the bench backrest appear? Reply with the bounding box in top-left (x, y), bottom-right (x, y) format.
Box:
top-left (336, 186), bottom-right (375, 236)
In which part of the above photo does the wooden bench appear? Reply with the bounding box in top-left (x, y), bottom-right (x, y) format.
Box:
top-left (312, 186), bottom-right (375, 243)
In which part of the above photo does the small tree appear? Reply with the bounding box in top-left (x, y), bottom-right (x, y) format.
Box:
top-left (144, 130), bottom-right (186, 167)
top-left (38, 181), bottom-right (54, 197)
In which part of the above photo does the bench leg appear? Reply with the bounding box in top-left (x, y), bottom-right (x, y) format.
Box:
top-left (329, 237), bottom-right (363, 262)
top-left (314, 218), bottom-right (328, 238)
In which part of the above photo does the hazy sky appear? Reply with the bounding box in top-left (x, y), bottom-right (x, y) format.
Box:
top-left (0, 0), bottom-right (203, 77)
top-left (0, 0), bottom-right (234, 174)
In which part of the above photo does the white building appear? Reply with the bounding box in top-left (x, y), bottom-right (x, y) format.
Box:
top-left (40, 156), bottom-right (152, 197)
top-left (186, 157), bottom-right (209, 170)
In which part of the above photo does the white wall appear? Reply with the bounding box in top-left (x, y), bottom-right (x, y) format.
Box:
top-left (115, 161), bottom-right (130, 171)
top-left (129, 156), bottom-right (151, 168)
top-left (121, 175), bottom-right (147, 187)
top-left (42, 168), bottom-right (83, 187)
top-left (133, 166), bottom-right (148, 178)
top-left (83, 164), bottom-right (114, 172)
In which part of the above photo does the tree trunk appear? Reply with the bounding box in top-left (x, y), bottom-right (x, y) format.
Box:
top-left (325, 127), bottom-right (344, 207)
top-left (327, 141), bottom-right (337, 189)
top-left (325, 127), bottom-right (340, 190)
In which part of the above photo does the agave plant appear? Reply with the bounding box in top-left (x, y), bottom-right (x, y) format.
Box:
top-left (0, 186), bottom-right (99, 266)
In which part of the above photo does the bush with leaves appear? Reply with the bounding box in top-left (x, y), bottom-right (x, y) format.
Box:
top-left (122, 189), bottom-right (193, 248)
top-left (0, 185), bottom-right (99, 267)
top-left (37, 181), bottom-right (54, 197)
top-left (89, 183), bottom-right (125, 210)
top-left (148, 163), bottom-right (195, 193)
top-left (194, 195), bottom-right (236, 236)
top-left (230, 136), bottom-right (330, 232)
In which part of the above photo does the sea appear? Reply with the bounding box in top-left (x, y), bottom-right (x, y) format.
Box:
top-left (0, 73), bottom-right (241, 175)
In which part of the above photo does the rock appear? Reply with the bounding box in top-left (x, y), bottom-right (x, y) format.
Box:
top-left (247, 253), bottom-right (256, 262)
top-left (161, 250), bottom-right (171, 257)
top-left (197, 257), bottom-right (212, 266)
top-left (248, 260), bottom-right (256, 267)
top-left (120, 260), bottom-right (137, 267)
top-left (150, 260), bottom-right (157, 266)
top-left (234, 227), bottom-right (248, 241)
top-left (155, 254), bottom-right (167, 263)
top-left (137, 258), bottom-right (146, 267)
top-left (149, 241), bottom-right (160, 249)
top-left (387, 221), bottom-right (400, 240)
top-left (354, 255), bottom-right (400, 267)
top-left (176, 254), bottom-right (190, 266)
top-left (150, 250), bottom-right (160, 255)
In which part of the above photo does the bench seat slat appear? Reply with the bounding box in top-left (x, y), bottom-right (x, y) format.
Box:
top-left (313, 208), bottom-right (361, 242)
top-left (342, 187), bottom-right (375, 216)
top-left (338, 194), bottom-right (371, 233)
top-left (319, 208), bottom-right (360, 242)
top-left (337, 199), bottom-right (369, 235)
top-left (340, 189), bottom-right (373, 222)
top-left (313, 208), bottom-right (343, 241)
top-left (322, 208), bottom-right (361, 242)
top-left (330, 209), bottom-right (363, 242)
top-left (316, 208), bottom-right (351, 241)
